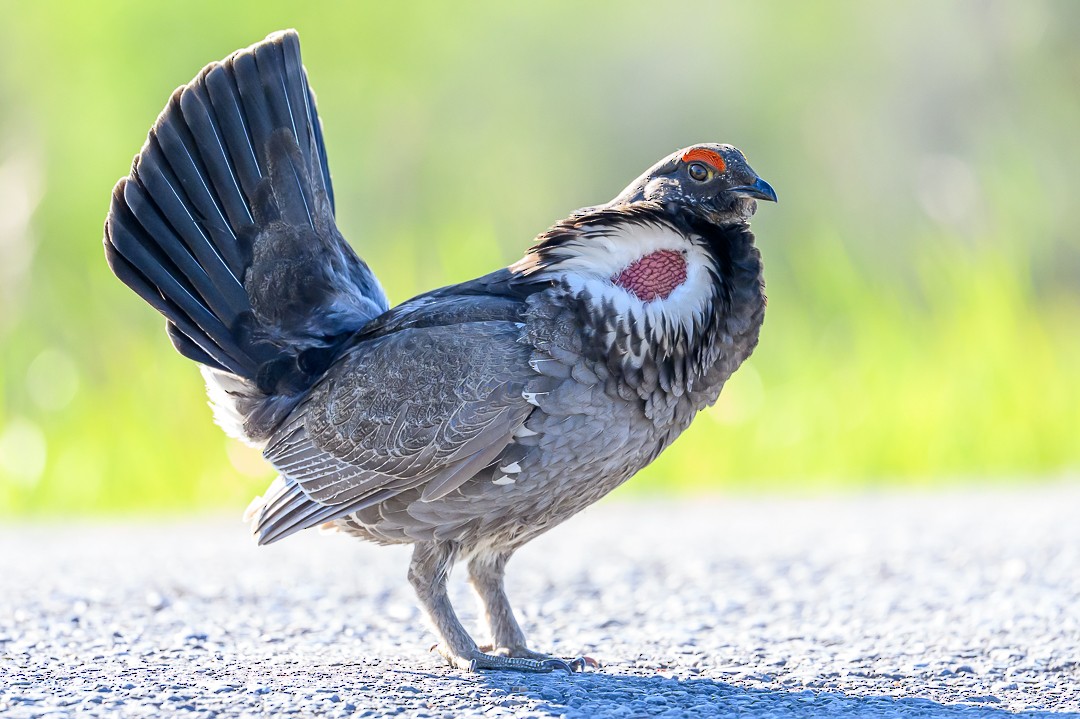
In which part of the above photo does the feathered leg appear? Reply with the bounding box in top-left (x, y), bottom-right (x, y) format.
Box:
top-left (467, 550), bottom-right (588, 671)
top-left (467, 551), bottom-right (529, 652)
top-left (408, 543), bottom-right (576, 673)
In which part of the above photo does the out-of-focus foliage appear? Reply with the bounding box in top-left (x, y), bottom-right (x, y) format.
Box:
top-left (1, 1), bottom-right (1077, 515)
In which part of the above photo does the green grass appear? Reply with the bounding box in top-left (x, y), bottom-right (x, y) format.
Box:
top-left (1, 1), bottom-right (1078, 514)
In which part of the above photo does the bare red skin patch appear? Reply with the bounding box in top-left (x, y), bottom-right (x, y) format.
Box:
top-left (681, 148), bottom-right (726, 173)
top-left (613, 250), bottom-right (688, 301)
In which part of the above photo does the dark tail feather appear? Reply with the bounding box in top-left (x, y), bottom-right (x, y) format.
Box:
top-left (105, 187), bottom-right (256, 377)
top-left (104, 30), bottom-right (386, 440)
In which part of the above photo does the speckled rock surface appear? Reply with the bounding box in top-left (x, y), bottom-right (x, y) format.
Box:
top-left (2, 484), bottom-right (1079, 717)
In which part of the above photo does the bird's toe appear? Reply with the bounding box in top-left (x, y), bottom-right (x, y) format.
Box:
top-left (440, 647), bottom-right (590, 673)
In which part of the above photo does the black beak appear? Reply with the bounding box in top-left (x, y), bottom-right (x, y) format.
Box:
top-left (728, 177), bottom-right (778, 203)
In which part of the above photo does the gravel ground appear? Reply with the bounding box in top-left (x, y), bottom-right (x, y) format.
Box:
top-left (2, 484), bottom-right (1079, 718)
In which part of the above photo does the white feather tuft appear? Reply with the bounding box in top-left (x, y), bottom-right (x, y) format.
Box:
top-left (201, 367), bottom-right (258, 445)
top-left (536, 220), bottom-right (718, 350)
top-left (522, 391), bottom-right (543, 407)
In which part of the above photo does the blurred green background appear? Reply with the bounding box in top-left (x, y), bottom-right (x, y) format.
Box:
top-left (1, 1), bottom-right (1077, 516)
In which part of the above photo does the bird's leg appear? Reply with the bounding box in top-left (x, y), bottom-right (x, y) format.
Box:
top-left (467, 550), bottom-right (589, 672)
top-left (408, 542), bottom-right (575, 673)
top-left (467, 551), bottom-right (528, 652)
top-left (407, 542), bottom-right (475, 669)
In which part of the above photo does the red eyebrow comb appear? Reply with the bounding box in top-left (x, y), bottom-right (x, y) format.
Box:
top-left (681, 148), bottom-right (726, 172)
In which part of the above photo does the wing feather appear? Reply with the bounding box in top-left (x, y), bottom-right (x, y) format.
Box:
top-left (251, 320), bottom-right (534, 543)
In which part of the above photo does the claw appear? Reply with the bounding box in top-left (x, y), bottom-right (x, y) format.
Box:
top-left (541, 658), bottom-right (575, 674)
top-left (563, 656), bottom-right (598, 672)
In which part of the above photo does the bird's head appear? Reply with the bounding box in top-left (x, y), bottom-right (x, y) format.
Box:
top-left (512, 142), bottom-right (775, 348)
top-left (610, 143), bottom-right (777, 223)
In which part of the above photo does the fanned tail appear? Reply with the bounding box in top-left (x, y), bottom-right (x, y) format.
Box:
top-left (104, 30), bottom-right (388, 444)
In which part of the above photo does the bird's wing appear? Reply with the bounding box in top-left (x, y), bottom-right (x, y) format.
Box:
top-left (105, 30), bottom-right (387, 397)
top-left (253, 320), bottom-right (536, 544)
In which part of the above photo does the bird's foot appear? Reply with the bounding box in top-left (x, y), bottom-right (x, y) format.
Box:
top-left (478, 644), bottom-right (597, 672)
top-left (435, 645), bottom-right (592, 673)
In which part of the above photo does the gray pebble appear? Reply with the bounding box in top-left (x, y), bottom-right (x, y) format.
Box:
top-left (2, 489), bottom-right (1080, 717)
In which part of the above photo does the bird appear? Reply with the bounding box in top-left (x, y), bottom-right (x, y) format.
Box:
top-left (103, 29), bottom-right (776, 673)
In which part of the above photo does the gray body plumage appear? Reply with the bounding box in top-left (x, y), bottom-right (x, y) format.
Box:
top-left (332, 236), bottom-right (763, 551)
top-left (104, 30), bottom-right (772, 672)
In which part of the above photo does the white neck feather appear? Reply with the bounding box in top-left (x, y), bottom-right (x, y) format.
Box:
top-left (531, 220), bottom-right (720, 345)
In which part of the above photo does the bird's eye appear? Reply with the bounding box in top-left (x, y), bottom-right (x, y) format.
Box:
top-left (688, 162), bottom-right (710, 182)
